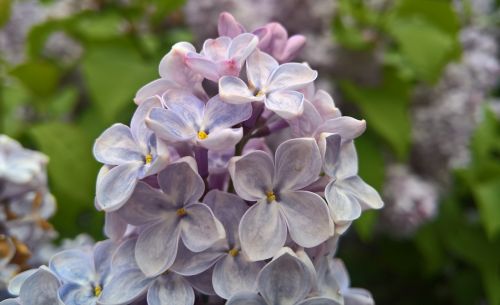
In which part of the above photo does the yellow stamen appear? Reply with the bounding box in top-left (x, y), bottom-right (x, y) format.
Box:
top-left (255, 90), bottom-right (265, 97)
top-left (32, 192), bottom-right (43, 209)
top-left (228, 248), bottom-right (239, 257)
top-left (145, 154), bottom-right (153, 164)
top-left (94, 284), bottom-right (102, 297)
top-left (177, 208), bottom-right (187, 217)
top-left (266, 191), bottom-right (276, 203)
top-left (197, 131), bottom-right (208, 140)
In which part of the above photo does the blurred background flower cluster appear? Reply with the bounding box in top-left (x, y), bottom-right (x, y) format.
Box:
top-left (0, 0), bottom-right (499, 304)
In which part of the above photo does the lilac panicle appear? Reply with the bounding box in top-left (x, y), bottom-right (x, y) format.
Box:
top-left (6, 11), bottom-right (383, 305)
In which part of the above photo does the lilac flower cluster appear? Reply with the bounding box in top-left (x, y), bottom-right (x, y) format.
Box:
top-left (1, 13), bottom-right (383, 305)
top-left (0, 135), bottom-right (56, 292)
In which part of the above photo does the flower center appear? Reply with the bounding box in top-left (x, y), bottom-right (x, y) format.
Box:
top-left (197, 131), bottom-right (208, 140)
top-left (177, 208), bottom-right (187, 217)
top-left (94, 284), bottom-right (102, 297)
top-left (266, 191), bottom-right (276, 203)
top-left (145, 153), bottom-right (153, 164)
top-left (228, 248), bottom-right (239, 257)
top-left (255, 90), bottom-right (265, 97)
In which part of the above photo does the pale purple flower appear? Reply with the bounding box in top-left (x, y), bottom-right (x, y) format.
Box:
top-left (226, 248), bottom-right (339, 305)
top-left (99, 238), bottom-right (194, 305)
top-left (2, 267), bottom-right (61, 305)
top-left (185, 33), bottom-right (258, 82)
top-left (49, 241), bottom-right (115, 305)
top-left (315, 256), bottom-right (374, 305)
top-left (116, 158), bottom-right (225, 277)
top-left (219, 49), bottom-right (317, 119)
top-left (323, 135), bottom-right (383, 234)
top-left (146, 93), bottom-right (252, 151)
top-left (134, 42), bottom-right (204, 105)
top-left (93, 97), bottom-right (170, 211)
top-left (172, 190), bottom-right (265, 299)
top-left (217, 12), bottom-right (306, 63)
top-left (229, 138), bottom-right (333, 261)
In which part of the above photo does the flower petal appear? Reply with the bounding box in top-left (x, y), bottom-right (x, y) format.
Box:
top-left (274, 138), bottom-right (322, 191)
top-left (198, 128), bottom-right (243, 151)
top-left (171, 241), bottom-right (226, 276)
top-left (218, 12), bottom-right (245, 38)
top-left (296, 297), bottom-right (341, 305)
top-left (279, 191), bottom-right (332, 247)
top-left (58, 284), bottom-right (95, 305)
top-left (312, 90), bottom-right (341, 121)
top-left (104, 211), bottom-right (127, 241)
top-left (228, 33), bottom-right (258, 66)
top-left (278, 34), bottom-right (306, 63)
top-left (323, 134), bottom-right (341, 177)
top-left (204, 190), bottom-right (247, 246)
top-left (203, 37), bottom-right (231, 61)
top-left (203, 95), bottom-right (252, 130)
top-left (49, 249), bottom-right (94, 285)
top-left (93, 124), bottom-right (143, 165)
top-left (159, 42), bottom-right (202, 87)
top-left (146, 108), bottom-right (196, 143)
top-left (226, 293), bottom-right (266, 305)
top-left (134, 78), bottom-right (177, 105)
top-left (0, 299), bottom-right (21, 305)
top-left (99, 268), bottom-right (154, 305)
top-left (117, 182), bottom-right (168, 226)
top-left (147, 273), bottom-right (195, 305)
top-left (315, 117), bottom-right (366, 142)
top-left (325, 181), bottom-right (361, 224)
top-left (246, 50), bottom-right (278, 90)
top-left (184, 267), bottom-right (216, 295)
top-left (257, 252), bottom-right (312, 305)
top-left (266, 90), bottom-right (304, 119)
top-left (230, 151), bottom-right (274, 201)
top-left (212, 254), bottom-right (263, 299)
top-left (267, 63), bottom-right (317, 92)
top-left (161, 92), bottom-right (205, 126)
top-left (8, 269), bottom-right (37, 296)
top-left (19, 268), bottom-right (60, 305)
top-left (344, 288), bottom-right (375, 305)
top-left (157, 160), bottom-right (204, 206)
top-left (181, 203), bottom-right (226, 252)
top-left (289, 99), bottom-right (323, 137)
top-left (135, 219), bottom-right (181, 277)
top-left (219, 76), bottom-right (261, 104)
top-left (239, 200), bottom-right (287, 261)
top-left (96, 162), bottom-right (142, 212)
top-left (185, 52), bottom-right (220, 82)
top-left (337, 176), bottom-right (383, 210)
top-left (130, 96), bottom-right (161, 148)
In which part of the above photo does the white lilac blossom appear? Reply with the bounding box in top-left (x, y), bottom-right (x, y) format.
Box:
top-left (5, 12), bottom-right (383, 305)
top-left (0, 135), bottom-right (57, 293)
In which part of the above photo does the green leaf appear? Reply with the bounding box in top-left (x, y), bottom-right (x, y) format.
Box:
top-left (0, 0), bottom-right (11, 27)
top-left (30, 122), bottom-right (103, 239)
top-left (81, 41), bottom-right (156, 123)
top-left (386, 0), bottom-right (460, 83)
top-left (340, 68), bottom-right (411, 159)
top-left (388, 18), bottom-right (456, 83)
top-left (474, 179), bottom-right (500, 239)
top-left (10, 60), bottom-right (61, 97)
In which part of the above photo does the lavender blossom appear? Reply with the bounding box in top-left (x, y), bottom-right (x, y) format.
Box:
top-left (229, 138), bottom-right (333, 260)
top-left (3, 11), bottom-right (382, 305)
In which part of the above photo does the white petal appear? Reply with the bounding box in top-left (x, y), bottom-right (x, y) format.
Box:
top-left (146, 108), bottom-right (196, 143)
top-left (93, 124), bottom-right (143, 165)
top-left (134, 78), bottom-right (177, 105)
top-left (157, 160), bottom-right (205, 206)
top-left (246, 50), bottom-right (278, 90)
top-left (279, 191), bottom-right (332, 247)
top-left (203, 95), bottom-right (253, 130)
top-left (266, 90), bottom-right (304, 119)
top-left (219, 76), bottom-right (261, 104)
top-left (230, 151), bottom-right (274, 201)
top-left (228, 33), bottom-right (259, 66)
top-left (239, 201), bottom-right (287, 261)
top-left (147, 273), bottom-right (195, 305)
top-left (274, 138), bottom-right (322, 191)
top-left (212, 254), bottom-right (263, 299)
top-left (267, 63), bottom-right (317, 92)
top-left (325, 181), bottom-right (362, 224)
top-left (198, 128), bottom-right (243, 151)
top-left (181, 203), bottom-right (226, 252)
top-left (337, 176), bottom-right (383, 210)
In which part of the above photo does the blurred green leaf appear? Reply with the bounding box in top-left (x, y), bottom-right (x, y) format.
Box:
top-left (388, 18), bottom-right (455, 82)
top-left (81, 41), bottom-right (156, 123)
top-left (0, 0), bottom-right (11, 27)
top-left (30, 122), bottom-right (103, 238)
top-left (474, 179), bottom-right (500, 239)
top-left (10, 60), bottom-right (61, 97)
top-left (341, 68), bottom-right (411, 159)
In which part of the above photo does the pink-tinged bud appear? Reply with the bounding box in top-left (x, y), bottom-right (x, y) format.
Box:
top-left (218, 12), bottom-right (245, 38)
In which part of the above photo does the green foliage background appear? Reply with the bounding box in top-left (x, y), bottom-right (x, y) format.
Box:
top-left (1, 0), bottom-right (499, 304)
